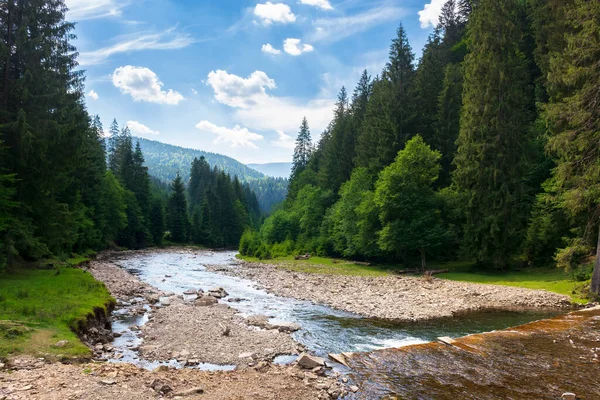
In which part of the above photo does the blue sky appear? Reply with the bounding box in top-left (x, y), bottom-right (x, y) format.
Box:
top-left (67, 0), bottom-right (445, 164)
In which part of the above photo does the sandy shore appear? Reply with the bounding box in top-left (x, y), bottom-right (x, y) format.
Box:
top-left (207, 260), bottom-right (573, 321)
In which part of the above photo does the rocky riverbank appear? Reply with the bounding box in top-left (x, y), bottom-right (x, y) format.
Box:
top-left (207, 260), bottom-right (573, 321)
top-left (0, 358), bottom-right (343, 399)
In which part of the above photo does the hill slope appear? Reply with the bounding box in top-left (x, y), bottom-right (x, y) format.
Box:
top-left (247, 163), bottom-right (293, 179)
top-left (134, 138), bottom-right (287, 212)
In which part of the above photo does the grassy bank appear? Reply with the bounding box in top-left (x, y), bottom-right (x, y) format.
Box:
top-left (239, 255), bottom-right (587, 303)
top-left (0, 258), bottom-right (114, 360)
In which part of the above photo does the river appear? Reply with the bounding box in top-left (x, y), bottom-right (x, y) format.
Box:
top-left (108, 251), bottom-right (560, 371)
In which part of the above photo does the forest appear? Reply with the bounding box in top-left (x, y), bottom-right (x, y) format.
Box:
top-left (134, 138), bottom-right (288, 212)
top-left (239, 0), bottom-right (600, 293)
top-left (0, 0), bottom-right (260, 269)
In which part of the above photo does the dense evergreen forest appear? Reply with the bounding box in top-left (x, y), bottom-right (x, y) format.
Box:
top-left (240, 0), bottom-right (600, 294)
top-left (134, 138), bottom-right (288, 212)
top-left (0, 1), bottom-right (260, 270)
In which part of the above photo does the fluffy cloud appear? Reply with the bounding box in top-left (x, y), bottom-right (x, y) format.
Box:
top-left (300, 0), bottom-right (333, 10)
top-left (418, 0), bottom-right (445, 28)
top-left (65, 0), bottom-right (128, 20)
top-left (254, 2), bottom-right (296, 25)
top-left (126, 120), bottom-right (160, 136)
top-left (309, 5), bottom-right (407, 44)
top-left (283, 38), bottom-right (314, 56)
top-left (112, 66), bottom-right (185, 105)
top-left (206, 70), bottom-right (275, 109)
top-left (272, 130), bottom-right (296, 149)
top-left (206, 69), bottom-right (334, 135)
top-left (87, 90), bottom-right (99, 100)
top-left (79, 28), bottom-right (194, 66)
top-left (261, 43), bottom-right (282, 55)
top-left (196, 121), bottom-right (264, 148)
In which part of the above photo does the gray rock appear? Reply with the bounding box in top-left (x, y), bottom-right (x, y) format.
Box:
top-left (297, 353), bottom-right (326, 369)
top-left (238, 352), bottom-right (257, 359)
top-left (195, 295), bottom-right (218, 306)
top-left (150, 379), bottom-right (172, 394)
top-left (53, 340), bottom-right (69, 348)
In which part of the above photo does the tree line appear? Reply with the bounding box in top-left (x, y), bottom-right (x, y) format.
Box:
top-left (0, 0), bottom-right (259, 270)
top-left (239, 0), bottom-right (600, 294)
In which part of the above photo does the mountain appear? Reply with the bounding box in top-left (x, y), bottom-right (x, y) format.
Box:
top-left (134, 137), bottom-right (287, 212)
top-left (247, 162), bottom-right (293, 179)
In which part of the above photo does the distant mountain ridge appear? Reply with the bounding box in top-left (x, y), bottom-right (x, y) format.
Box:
top-left (134, 137), bottom-right (287, 212)
top-left (247, 162), bottom-right (293, 179)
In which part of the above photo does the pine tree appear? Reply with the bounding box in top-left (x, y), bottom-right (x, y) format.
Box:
top-left (288, 118), bottom-right (313, 199)
top-left (167, 174), bottom-right (189, 243)
top-left (453, 0), bottom-right (535, 269)
top-left (434, 63), bottom-right (463, 187)
top-left (149, 197), bottom-right (165, 246)
top-left (541, 0), bottom-right (600, 293)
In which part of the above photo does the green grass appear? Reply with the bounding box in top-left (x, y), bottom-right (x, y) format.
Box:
top-left (0, 260), bottom-right (114, 360)
top-left (436, 264), bottom-right (589, 304)
top-left (239, 255), bottom-right (587, 303)
top-left (239, 254), bottom-right (393, 277)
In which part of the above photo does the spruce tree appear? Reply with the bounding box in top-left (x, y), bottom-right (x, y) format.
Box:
top-left (453, 0), bottom-right (534, 269)
top-left (167, 173), bottom-right (189, 243)
top-left (541, 0), bottom-right (600, 293)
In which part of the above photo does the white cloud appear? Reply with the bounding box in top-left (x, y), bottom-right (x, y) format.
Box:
top-left (206, 69), bottom-right (334, 136)
top-left (300, 0), bottom-right (333, 10)
top-left (87, 90), bottom-right (99, 100)
top-left (191, 88), bottom-right (198, 95)
top-left (272, 130), bottom-right (296, 149)
top-left (196, 121), bottom-right (264, 148)
top-left (254, 2), bottom-right (296, 25)
top-left (309, 5), bottom-right (407, 44)
top-left (283, 38), bottom-right (314, 56)
top-left (65, 0), bottom-right (128, 20)
top-left (79, 28), bottom-right (194, 66)
top-left (206, 70), bottom-right (275, 109)
top-left (262, 43), bottom-right (282, 55)
top-left (112, 66), bottom-right (185, 105)
top-left (418, 0), bottom-right (445, 28)
top-left (126, 120), bottom-right (160, 136)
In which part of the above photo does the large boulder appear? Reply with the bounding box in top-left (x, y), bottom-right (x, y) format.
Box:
top-left (195, 295), bottom-right (218, 306)
top-left (297, 353), bottom-right (325, 369)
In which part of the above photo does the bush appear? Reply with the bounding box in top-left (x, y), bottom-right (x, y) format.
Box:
top-left (239, 230), bottom-right (261, 257)
top-left (571, 263), bottom-right (594, 282)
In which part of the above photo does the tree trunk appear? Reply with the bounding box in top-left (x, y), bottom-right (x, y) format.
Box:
top-left (420, 248), bottom-right (427, 273)
top-left (591, 227), bottom-right (600, 295)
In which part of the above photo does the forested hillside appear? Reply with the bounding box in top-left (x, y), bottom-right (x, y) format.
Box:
top-left (247, 163), bottom-right (293, 179)
top-left (135, 138), bottom-right (287, 212)
top-left (240, 0), bottom-right (600, 294)
top-left (0, 2), bottom-right (260, 270)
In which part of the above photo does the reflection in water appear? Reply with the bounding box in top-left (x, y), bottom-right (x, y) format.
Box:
top-left (110, 251), bottom-right (560, 369)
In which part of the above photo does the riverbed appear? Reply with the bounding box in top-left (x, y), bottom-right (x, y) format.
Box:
top-left (105, 250), bottom-right (565, 368)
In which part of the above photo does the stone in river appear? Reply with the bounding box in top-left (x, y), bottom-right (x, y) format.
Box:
top-left (297, 353), bottom-right (325, 369)
top-left (195, 295), bottom-right (218, 306)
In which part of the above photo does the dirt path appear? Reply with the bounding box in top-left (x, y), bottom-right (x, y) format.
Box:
top-left (207, 260), bottom-right (573, 321)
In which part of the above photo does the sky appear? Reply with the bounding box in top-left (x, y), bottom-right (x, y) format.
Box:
top-left (67, 0), bottom-right (445, 164)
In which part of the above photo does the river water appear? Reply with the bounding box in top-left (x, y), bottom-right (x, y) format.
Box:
top-left (109, 251), bottom-right (560, 373)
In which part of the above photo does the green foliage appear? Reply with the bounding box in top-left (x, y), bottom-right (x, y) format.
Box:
top-left (375, 136), bottom-right (449, 268)
top-left (453, 0), bottom-right (535, 269)
top-left (134, 137), bottom-right (287, 212)
top-left (166, 174), bottom-right (189, 243)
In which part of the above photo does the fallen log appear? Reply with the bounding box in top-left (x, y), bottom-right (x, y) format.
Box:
top-left (353, 261), bottom-right (371, 266)
top-left (294, 253), bottom-right (311, 260)
top-left (394, 269), bottom-right (419, 275)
